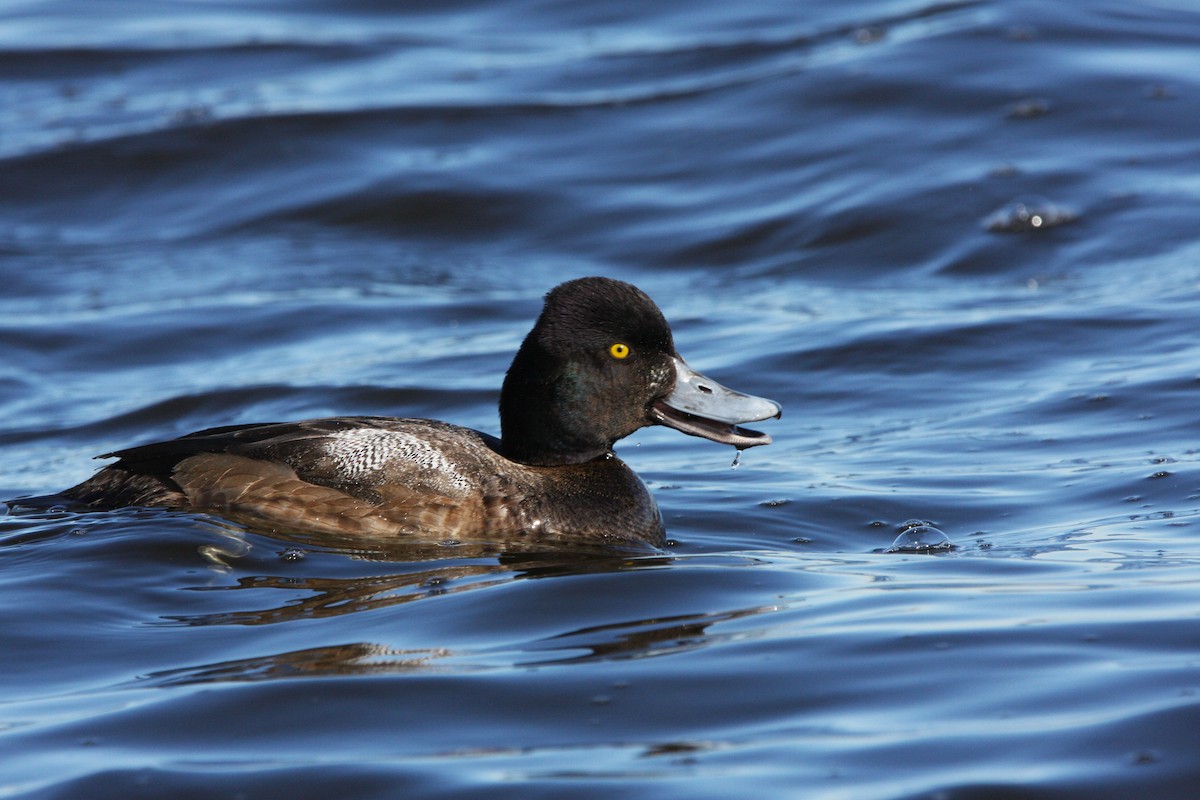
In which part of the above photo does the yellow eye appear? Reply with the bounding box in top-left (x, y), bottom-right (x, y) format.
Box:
top-left (609, 342), bottom-right (630, 359)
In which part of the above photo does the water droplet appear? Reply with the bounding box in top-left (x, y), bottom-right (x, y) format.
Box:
top-left (279, 548), bottom-right (307, 562)
top-left (984, 196), bottom-right (1078, 233)
top-left (731, 450), bottom-right (742, 469)
top-left (887, 524), bottom-right (955, 553)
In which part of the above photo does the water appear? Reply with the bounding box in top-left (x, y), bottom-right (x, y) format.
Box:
top-left (3, 0), bottom-right (1200, 797)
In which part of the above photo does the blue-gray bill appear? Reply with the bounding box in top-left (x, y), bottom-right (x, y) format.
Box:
top-left (651, 357), bottom-right (781, 449)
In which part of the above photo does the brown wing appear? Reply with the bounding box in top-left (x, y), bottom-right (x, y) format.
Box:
top-left (66, 417), bottom-right (511, 537)
top-left (170, 452), bottom-right (482, 537)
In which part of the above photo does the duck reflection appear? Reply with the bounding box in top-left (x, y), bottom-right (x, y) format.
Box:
top-left (139, 605), bottom-right (776, 687)
top-left (168, 517), bottom-right (671, 627)
top-left (517, 605), bottom-right (774, 666)
top-left (121, 515), bottom-right (780, 684)
top-left (136, 642), bottom-right (448, 687)
top-left (168, 553), bottom-right (663, 627)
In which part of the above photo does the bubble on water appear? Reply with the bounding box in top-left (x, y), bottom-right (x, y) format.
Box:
top-left (887, 521), bottom-right (955, 553)
top-left (279, 548), bottom-right (307, 562)
top-left (984, 196), bottom-right (1078, 233)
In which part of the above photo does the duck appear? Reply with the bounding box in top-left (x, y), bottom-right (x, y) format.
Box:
top-left (41, 277), bottom-right (780, 549)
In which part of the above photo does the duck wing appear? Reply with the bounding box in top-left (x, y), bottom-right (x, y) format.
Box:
top-left (66, 417), bottom-right (512, 536)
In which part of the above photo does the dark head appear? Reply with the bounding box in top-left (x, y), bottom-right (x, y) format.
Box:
top-left (500, 277), bottom-right (780, 466)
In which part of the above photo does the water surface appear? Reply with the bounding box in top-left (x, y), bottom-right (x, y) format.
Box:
top-left (3, 1), bottom-right (1200, 797)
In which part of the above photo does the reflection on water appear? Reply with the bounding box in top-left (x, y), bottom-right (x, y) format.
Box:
top-left (138, 604), bottom-right (778, 688)
top-left (164, 548), bottom-right (671, 628)
top-left (518, 605), bottom-right (778, 666)
top-left (134, 642), bottom-right (453, 686)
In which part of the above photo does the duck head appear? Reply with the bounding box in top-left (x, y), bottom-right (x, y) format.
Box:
top-left (500, 277), bottom-right (781, 466)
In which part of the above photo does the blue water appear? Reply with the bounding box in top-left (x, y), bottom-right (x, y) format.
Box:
top-left (4, 1), bottom-right (1200, 797)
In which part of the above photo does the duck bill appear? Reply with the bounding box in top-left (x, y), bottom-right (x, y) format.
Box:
top-left (650, 357), bottom-right (781, 449)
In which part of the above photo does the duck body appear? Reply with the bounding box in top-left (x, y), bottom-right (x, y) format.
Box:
top-left (65, 416), bottom-right (666, 548)
top-left (36, 277), bottom-right (780, 549)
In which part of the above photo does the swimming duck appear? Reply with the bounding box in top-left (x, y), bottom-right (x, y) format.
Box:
top-left (52, 277), bottom-right (780, 548)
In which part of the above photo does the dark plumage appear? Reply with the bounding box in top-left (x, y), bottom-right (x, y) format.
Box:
top-left (20, 277), bottom-right (781, 549)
